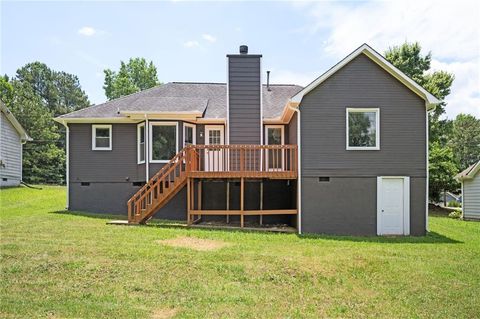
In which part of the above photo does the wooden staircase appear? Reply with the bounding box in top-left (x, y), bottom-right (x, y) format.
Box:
top-left (127, 147), bottom-right (192, 224)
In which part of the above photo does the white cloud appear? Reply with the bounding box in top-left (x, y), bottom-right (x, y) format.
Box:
top-left (293, 0), bottom-right (480, 118)
top-left (431, 59), bottom-right (480, 119)
top-left (78, 26), bottom-right (97, 37)
top-left (183, 40), bottom-right (200, 48)
top-left (202, 34), bottom-right (217, 43)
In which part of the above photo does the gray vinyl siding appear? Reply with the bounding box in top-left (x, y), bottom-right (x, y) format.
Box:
top-left (301, 53), bottom-right (426, 177)
top-left (288, 112), bottom-right (297, 145)
top-left (0, 112), bottom-right (22, 187)
top-left (301, 177), bottom-right (425, 236)
top-left (300, 53), bottom-right (427, 235)
top-left (463, 177), bottom-right (480, 220)
top-left (228, 55), bottom-right (261, 144)
top-left (69, 123), bottom-right (141, 183)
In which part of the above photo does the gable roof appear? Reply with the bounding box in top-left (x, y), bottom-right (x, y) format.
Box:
top-left (290, 43), bottom-right (441, 110)
top-left (56, 82), bottom-right (302, 122)
top-left (455, 161), bottom-right (480, 181)
top-left (0, 101), bottom-right (31, 142)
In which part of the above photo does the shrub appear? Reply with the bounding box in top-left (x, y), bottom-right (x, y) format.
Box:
top-left (448, 210), bottom-right (462, 219)
top-left (447, 200), bottom-right (461, 208)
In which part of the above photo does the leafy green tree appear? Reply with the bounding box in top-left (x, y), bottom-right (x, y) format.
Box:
top-left (15, 62), bottom-right (90, 116)
top-left (450, 114), bottom-right (480, 169)
top-left (1, 63), bottom-right (89, 184)
top-left (7, 81), bottom-right (65, 183)
top-left (103, 58), bottom-right (160, 100)
top-left (429, 142), bottom-right (459, 203)
top-left (385, 42), bottom-right (454, 120)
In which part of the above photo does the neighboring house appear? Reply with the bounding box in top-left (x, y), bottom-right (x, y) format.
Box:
top-left (0, 101), bottom-right (31, 187)
top-left (455, 161), bottom-right (480, 220)
top-left (55, 44), bottom-right (440, 236)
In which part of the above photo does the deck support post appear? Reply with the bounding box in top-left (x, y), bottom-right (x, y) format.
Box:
top-left (240, 177), bottom-right (244, 228)
top-left (197, 180), bottom-right (202, 222)
top-left (226, 180), bottom-right (230, 224)
top-left (260, 180), bottom-right (264, 226)
top-left (187, 177), bottom-right (191, 225)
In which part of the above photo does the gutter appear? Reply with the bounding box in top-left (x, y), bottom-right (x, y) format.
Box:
top-left (145, 114), bottom-right (149, 182)
top-left (288, 102), bottom-right (302, 235)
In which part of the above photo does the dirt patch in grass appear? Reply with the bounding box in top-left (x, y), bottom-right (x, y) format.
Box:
top-left (151, 307), bottom-right (178, 319)
top-left (157, 236), bottom-right (230, 251)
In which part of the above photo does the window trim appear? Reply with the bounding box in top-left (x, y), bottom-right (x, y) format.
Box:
top-left (92, 124), bottom-right (112, 151)
top-left (149, 121), bottom-right (179, 163)
top-left (346, 108), bottom-right (380, 151)
top-left (183, 122), bottom-right (196, 148)
top-left (264, 125), bottom-right (285, 145)
top-left (137, 122), bottom-right (146, 164)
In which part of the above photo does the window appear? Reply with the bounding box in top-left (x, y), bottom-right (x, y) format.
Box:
top-left (92, 125), bottom-right (112, 150)
top-left (183, 123), bottom-right (196, 147)
top-left (149, 122), bottom-right (178, 163)
top-left (346, 108), bottom-right (380, 150)
top-left (137, 123), bottom-right (145, 164)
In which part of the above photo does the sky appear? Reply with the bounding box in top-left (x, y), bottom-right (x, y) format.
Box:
top-left (1, 0), bottom-right (479, 119)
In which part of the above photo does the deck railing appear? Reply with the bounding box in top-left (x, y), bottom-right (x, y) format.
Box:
top-left (187, 144), bottom-right (297, 178)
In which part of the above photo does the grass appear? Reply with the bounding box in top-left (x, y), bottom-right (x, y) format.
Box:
top-left (1, 186), bottom-right (479, 318)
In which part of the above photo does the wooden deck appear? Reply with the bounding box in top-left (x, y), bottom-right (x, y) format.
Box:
top-left (128, 144), bottom-right (298, 226)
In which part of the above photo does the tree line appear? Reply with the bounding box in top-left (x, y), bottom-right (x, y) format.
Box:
top-left (0, 44), bottom-right (478, 202)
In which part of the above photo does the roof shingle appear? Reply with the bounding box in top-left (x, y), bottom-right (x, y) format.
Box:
top-left (58, 82), bottom-right (302, 120)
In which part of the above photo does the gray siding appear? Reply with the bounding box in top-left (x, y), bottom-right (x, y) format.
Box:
top-left (301, 54), bottom-right (426, 177)
top-left (228, 55), bottom-right (261, 144)
top-left (288, 112), bottom-right (298, 145)
top-left (300, 53), bottom-right (427, 235)
top-left (463, 177), bottom-right (480, 220)
top-left (0, 112), bottom-right (22, 187)
top-left (302, 177), bottom-right (426, 236)
top-left (69, 123), bottom-right (141, 182)
top-left (69, 122), bottom-right (186, 217)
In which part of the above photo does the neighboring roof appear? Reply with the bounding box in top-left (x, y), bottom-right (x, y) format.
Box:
top-left (455, 161), bottom-right (480, 181)
top-left (56, 82), bottom-right (302, 122)
top-left (0, 101), bottom-right (31, 142)
top-left (290, 43), bottom-right (441, 110)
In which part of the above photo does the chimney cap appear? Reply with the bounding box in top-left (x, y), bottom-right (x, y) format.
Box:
top-left (239, 45), bottom-right (248, 54)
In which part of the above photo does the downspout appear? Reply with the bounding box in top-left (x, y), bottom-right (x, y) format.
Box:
top-left (59, 120), bottom-right (69, 209)
top-left (145, 114), bottom-right (149, 182)
top-left (426, 107), bottom-right (434, 232)
top-left (288, 103), bottom-right (301, 235)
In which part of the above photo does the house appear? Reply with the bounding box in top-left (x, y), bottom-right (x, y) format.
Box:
top-left (455, 161), bottom-right (480, 220)
top-left (54, 44), bottom-right (440, 236)
top-left (0, 101), bottom-right (31, 187)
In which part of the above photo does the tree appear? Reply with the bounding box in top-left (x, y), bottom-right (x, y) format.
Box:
top-left (1, 63), bottom-right (90, 184)
top-left (103, 58), bottom-right (160, 100)
top-left (7, 80), bottom-right (65, 184)
top-left (0, 75), bottom-right (14, 106)
top-left (429, 142), bottom-right (458, 203)
top-left (15, 62), bottom-right (90, 116)
top-left (385, 42), bottom-right (454, 120)
top-left (451, 114), bottom-right (480, 169)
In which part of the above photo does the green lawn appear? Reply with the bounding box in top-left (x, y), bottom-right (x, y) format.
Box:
top-left (1, 186), bottom-right (479, 318)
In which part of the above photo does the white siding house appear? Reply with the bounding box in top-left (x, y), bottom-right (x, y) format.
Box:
top-left (0, 102), bottom-right (31, 187)
top-left (455, 161), bottom-right (480, 220)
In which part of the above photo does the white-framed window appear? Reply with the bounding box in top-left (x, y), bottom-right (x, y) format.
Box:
top-left (346, 108), bottom-right (380, 150)
top-left (183, 123), bottom-right (196, 147)
top-left (149, 122), bottom-right (178, 163)
top-left (92, 124), bottom-right (112, 150)
top-left (137, 122), bottom-right (146, 164)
